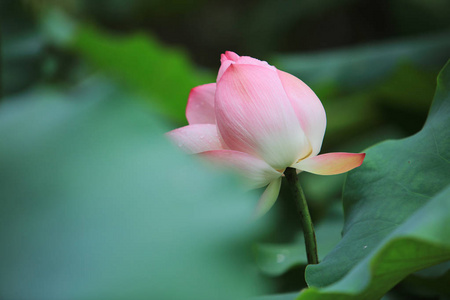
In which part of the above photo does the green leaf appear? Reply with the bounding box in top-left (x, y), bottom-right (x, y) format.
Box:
top-left (297, 61), bottom-right (450, 299)
top-left (299, 186), bottom-right (450, 300)
top-left (0, 81), bottom-right (269, 299)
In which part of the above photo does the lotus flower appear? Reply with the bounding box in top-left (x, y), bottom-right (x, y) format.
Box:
top-left (167, 51), bottom-right (365, 215)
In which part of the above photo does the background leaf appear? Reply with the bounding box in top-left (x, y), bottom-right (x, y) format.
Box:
top-left (40, 10), bottom-right (214, 124)
top-left (71, 24), bottom-right (214, 123)
top-left (275, 31), bottom-right (450, 92)
top-left (255, 204), bottom-right (343, 276)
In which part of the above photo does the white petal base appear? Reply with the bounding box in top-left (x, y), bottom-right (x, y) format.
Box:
top-left (254, 177), bottom-right (282, 218)
top-left (201, 150), bottom-right (282, 189)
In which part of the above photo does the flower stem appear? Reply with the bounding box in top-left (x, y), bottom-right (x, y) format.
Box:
top-left (284, 167), bottom-right (319, 265)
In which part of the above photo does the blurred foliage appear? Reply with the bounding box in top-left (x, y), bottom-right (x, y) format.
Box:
top-left (0, 80), bottom-right (270, 299)
top-left (276, 32), bottom-right (450, 92)
top-left (68, 24), bottom-right (213, 123)
top-left (1, 0), bottom-right (44, 95)
top-left (1, 0), bottom-right (450, 299)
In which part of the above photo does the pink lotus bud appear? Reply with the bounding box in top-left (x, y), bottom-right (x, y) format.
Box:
top-left (167, 51), bottom-right (365, 214)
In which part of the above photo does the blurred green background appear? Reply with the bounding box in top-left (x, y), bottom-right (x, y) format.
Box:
top-left (3, 0), bottom-right (450, 143)
top-left (1, 0), bottom-right (450, 299)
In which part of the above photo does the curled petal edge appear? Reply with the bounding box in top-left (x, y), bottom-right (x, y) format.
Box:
top-left (217, 51), bottom-right (276, 82)
top-left (292, 152), bottom-right (366, 175)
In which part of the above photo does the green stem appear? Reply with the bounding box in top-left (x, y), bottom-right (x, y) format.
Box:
top-left (284, 167), bottom-right (319, 265)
